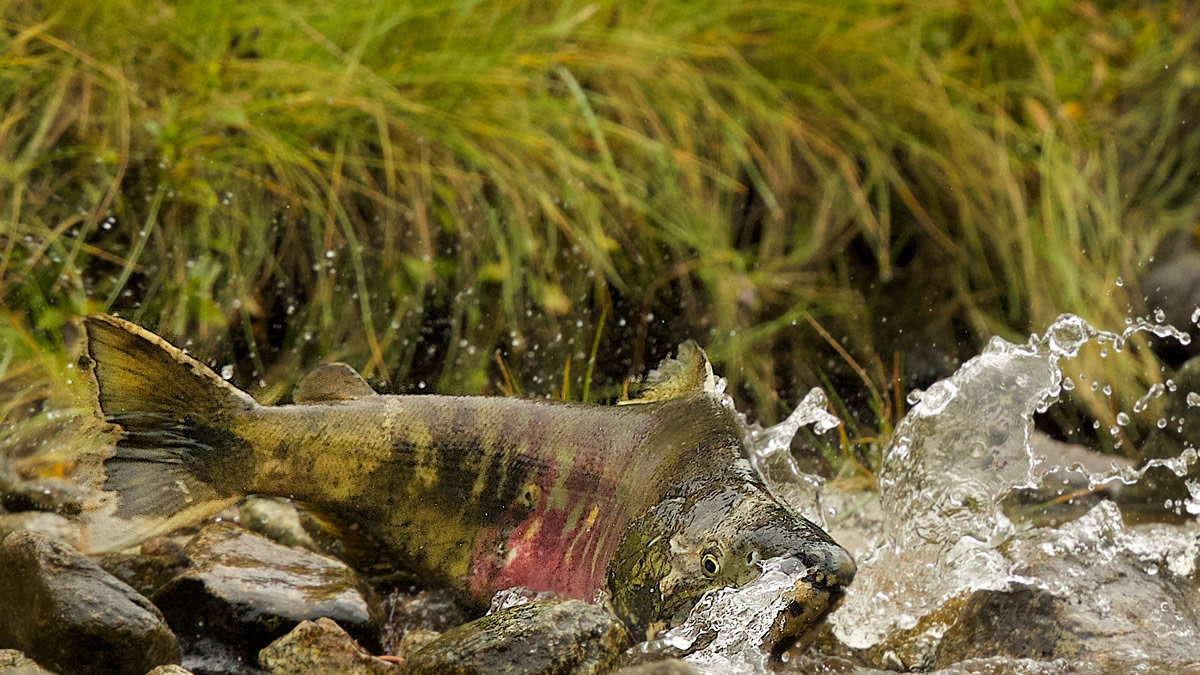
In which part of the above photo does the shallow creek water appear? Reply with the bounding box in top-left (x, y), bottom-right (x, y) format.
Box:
top-left (676, 314), bottom-right (1200, 673)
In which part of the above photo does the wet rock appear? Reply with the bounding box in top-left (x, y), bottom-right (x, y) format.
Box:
top-left (819, 503), bottom-right (1200, 672)
top-left (930, 657), bottom-right (1101, 675)
top-left (0, 475), bottom-right (85, 516)
top-left (1120, 353), bottom-right (1200, 507)
top-left (940, 505), bottom-right (1200, 670)
top-left (0, 530), bottom-right (180, 675)
top-left (146, 667), bottom-right (195, 675)
top-left (776, 654), bottom-right (890, 674)
top-left (933, 587), bottom-right (1077, 664)
top-left (238, 497), bottom-right (323, 553)
top-left (259, 618), bottom-right (395, 674)
top-left (1139, 229), bottom-right (1200, 365)
top-left (99, 536), bottom-right (192, 599)
top-left (151, 522), bottom-right (380, 671)
top-left (613, 658), bottom-right (700, 674)
top-left (380, 588), bottom-right (472, 658)
top-left (0, 649), bottom-right (54, 674)
top-left (0, 511), bottom-right (82, 547)
top-left (1002, 433), bottom-right (1134, 527)
top-left (402, 598), bottom-right (631, 675)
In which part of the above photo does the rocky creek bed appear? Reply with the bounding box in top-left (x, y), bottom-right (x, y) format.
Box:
top-left (5, 315), bottom-right (1200, 674)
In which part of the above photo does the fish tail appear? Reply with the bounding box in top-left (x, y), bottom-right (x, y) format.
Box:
top-left (80, 314), bottom-right (260, 553)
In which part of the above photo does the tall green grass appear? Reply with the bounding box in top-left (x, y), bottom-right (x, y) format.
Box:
top-left (3, 0), bottom-right (1199, 469)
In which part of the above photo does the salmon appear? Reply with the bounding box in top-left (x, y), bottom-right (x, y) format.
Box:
top-left (79, 314), bottom-right (854, 639)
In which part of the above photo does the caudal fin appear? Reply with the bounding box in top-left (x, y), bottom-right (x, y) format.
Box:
top-left (80, 314), bottom-right (260, 553)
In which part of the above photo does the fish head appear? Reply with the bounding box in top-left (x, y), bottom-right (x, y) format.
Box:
top-left (608, 479), bottom-right (855, 651)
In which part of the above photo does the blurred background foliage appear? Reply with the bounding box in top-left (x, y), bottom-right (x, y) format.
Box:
top-left (3, 0), bottom-right (1200, 478)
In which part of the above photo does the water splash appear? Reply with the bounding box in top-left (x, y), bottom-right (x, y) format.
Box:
top-left (739, 387), bottom-right (841, 527)
top-left (632, 557), bottom-right (809, 674)
top-left (829, 312), bottom-right (1198, 651)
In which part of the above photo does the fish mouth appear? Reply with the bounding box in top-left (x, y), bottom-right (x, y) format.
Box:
top-left (764, 577), bottom-right (846, 655)
top-left (764, 546), bottom-right (856, 655)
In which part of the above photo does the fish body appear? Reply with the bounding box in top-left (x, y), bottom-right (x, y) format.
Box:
top-left (81, 314), bottom-right (854, 641)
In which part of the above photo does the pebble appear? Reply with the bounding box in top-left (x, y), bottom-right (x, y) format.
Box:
top-left (259, 618), bottom-right (395, 674)
top-left (0, 649), bottom-right (54, 674)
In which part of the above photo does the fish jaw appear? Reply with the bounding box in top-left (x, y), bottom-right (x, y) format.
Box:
top-left (764, 545), bottom-right (856, 654)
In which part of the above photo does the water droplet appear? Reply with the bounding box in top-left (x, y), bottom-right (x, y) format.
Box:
top-left (220, 365), bottom-right (234, 380)
top-left (1187, 392), bottom-right (1200, 408)
top-left (1044, 314), bottom-right (1093, 358)
top-left (917, 381), bottom-right (958, 414)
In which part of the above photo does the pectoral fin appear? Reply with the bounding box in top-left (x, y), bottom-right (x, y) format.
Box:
top-left (621, 341), bottom-right (717, 404)
top-left (293, 363), bottom-right (377, 403)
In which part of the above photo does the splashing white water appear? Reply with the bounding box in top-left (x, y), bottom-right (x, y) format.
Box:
top-left (635, 557), bottom-right (810, 674)
top-left (829, 312), bottom-right (1199, 652)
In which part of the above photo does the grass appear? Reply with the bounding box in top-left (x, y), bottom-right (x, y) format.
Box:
top-left (3, 0), bottom-right (1200, 473)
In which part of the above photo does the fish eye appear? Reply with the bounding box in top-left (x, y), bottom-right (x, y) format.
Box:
top-left (701, 551), bottom-right (720, 577)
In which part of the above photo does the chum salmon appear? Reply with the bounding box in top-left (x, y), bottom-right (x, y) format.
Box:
top-left (79, 314), bottom-right (854, 643)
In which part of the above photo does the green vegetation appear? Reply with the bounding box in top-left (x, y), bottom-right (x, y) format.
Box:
top-left (3, 0), bottom-right (1199, 477)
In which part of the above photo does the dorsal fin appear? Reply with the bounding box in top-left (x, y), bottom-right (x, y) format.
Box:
top-left (293, 363), bottom-right (377, 403)
top-left (621, 340), bottom-right (717, 404)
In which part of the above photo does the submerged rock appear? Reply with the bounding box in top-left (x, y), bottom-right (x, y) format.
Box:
top-left (821, 502), bottom-right (1200, 672)
top-left (150, 522), bottom-right (380, 672)
top-left (259, 618), bottom-right (395, 674)
top-left (0, 511), bottom-right (82, 547)
top-left (238, 497), bottom-right (324, 553)
top-left (402, 598), bottom-right (630, 675)
top-left (1002, 433), bottom-right (1134, 527)
top-left (99, 536), bottom-right (192, 599)
top-left (0, 475), bottom-right (85, 516)
top-left (614, 659), bottom-right (700, 674)
top-left (0, 530), bottom-right (180, 675)
top-left (0, 649), bottom-right (54, 675)
top-left (380, 588), bottom-right (472, 660)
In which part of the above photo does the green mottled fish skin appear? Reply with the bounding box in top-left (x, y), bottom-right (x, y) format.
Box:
top-left (229, 392), bottom-right (738, 592)
top-left (80, 314), bottom-right (855, 641)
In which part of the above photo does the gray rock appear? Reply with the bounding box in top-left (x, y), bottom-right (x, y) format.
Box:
top-left (99, 536), bottom-right (191, 599)
top-left (0, 649), bottom-right (55, 674)
top-left (930, 657), bottom-right (1101, 675)
top-left (402, 598), bottom-right (630, 675)
top-left (1121, 353), bottom-right (1200, 507)
top-left (238, 497), bottom-right (323, 553)
top-left (0, 512), bottom-right (81, 548)
top-left (936, 507), bottom-right (1200, 670)
top-left (0, 476), bottom-right (84, 516)
top-left (380, 588), bottom-right (471, 659)
top-left (816, 503), bottom-right (1200, 672)
top-left (259, 618), bottom-right (395, 674)
top-left (614, 658), bottom-right (701, 674)
top-left (1139, 229), bottom-right (1200, 364)
top-left (151, 522), bottom-right (380, 670)
top-left (0, 530), bottom-right (180, 675)
top-left (1001, 433), bottom-right (1135, 527)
